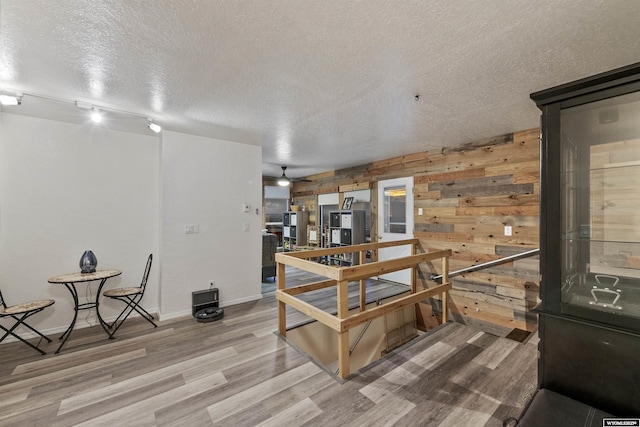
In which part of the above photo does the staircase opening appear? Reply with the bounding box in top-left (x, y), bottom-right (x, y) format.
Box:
top-left (286, 294), bottom-right (419, 376)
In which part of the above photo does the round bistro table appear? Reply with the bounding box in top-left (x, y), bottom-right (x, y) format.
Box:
top-left (48, 269), bottom-right (122, 353)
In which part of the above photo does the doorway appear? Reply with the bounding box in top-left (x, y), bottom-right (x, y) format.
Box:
top-left (377, 177), bottom-right (414, 285)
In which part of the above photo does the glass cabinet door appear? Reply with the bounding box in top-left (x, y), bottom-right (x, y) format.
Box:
top-left (560, 91), bottom-right (640, 321)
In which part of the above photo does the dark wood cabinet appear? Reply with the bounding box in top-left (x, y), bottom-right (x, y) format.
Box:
top-left (531, 62), bottom-right (640, 415)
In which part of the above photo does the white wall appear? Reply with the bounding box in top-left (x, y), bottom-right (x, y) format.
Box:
top-left (0, 113), bottom-right (263, 340)
top-left (0, 113), bottom-right (160, 333)
top-left (160, 131), bottom-right (262, 318)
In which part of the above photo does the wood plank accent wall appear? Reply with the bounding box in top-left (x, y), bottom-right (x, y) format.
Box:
top-left (289, 128), bottom-right (540, 333)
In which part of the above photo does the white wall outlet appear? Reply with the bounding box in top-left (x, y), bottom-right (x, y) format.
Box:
top-left (243, 203), bottom-right (250, 212)
top-left (418, 207), bottom-right (423, 216)
top-left (243, 223), bottom-right (250, 232)
top-left (185, 224), bottom-right (199, 234)
top-left (504, 226), bottom-right (512, 236)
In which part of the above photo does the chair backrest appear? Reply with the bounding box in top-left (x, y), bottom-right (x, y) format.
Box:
top-left (140, 254), bottom-right (153, 293)
top-left (262, 233), bottom-right (277, 266)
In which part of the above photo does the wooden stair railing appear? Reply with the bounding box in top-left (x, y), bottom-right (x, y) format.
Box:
top-left (275, 239), bottom-right (451, 379)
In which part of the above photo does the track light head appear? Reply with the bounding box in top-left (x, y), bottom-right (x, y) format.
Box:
top-left (0, 92), bottom-right (23, 106)
top-left (148, 119), bottom-right (162, 133)
top-left (76, 101), bottom-right (102, 123)
top-left (90, 107), bottom-right (102, 123)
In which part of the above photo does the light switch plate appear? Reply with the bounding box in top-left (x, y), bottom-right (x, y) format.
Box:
top-left (185, 224), bottom-right (199, 234)
top-left (504, 226), bottom-right (512, 236)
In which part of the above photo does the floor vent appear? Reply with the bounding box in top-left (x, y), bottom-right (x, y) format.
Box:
top-left (505, 328), bottom-right (531, 343)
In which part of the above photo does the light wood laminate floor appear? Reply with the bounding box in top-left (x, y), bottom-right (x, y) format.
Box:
top-left (0, 273), bottom-right (537, 426)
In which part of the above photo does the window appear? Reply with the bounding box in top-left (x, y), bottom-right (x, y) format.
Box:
top-left (383, 186), bottom-right (406, 234)
top-left (264, 186), bottom-right (289, 223)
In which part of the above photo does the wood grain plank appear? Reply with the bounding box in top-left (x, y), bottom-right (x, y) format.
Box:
top-left (57, 347), bottom-right (237, 415)
top-left (415, 168), bottom-right (486, 184)
top-left (472, 338), bottom-right (519, 369)
top-left (256, 397), bottom-right (322, 427)
top-left (350, 393), bottom-right (416, 426)
top-left (73, 372), bottom-right (228, 427)
top-left (0, 349), bottom-right (146, 406)
top-left (437, 390), bottom-right (502, 427)
top-left (0, 373), bottom-right (113, 423)
top-left (206, 362), bottom-right (319, 423)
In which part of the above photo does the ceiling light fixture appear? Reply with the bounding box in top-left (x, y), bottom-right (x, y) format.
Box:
top-left (3, 91), bottom-right (163, 133)
top-left (148, 119), bottom-right (162, 133)
top-left (277, 166), bottom-right (291, 187)
top-left (76, 101), bottom-right (104, 124)
top-left (0, 92), bottom-right (23, 106)
top-left (91, 107), bottom-right (102, 123)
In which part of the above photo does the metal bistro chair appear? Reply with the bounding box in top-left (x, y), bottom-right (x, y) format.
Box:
top-left (0, 290), bottom-right (55, 355)
top-left (103, 254), bottom-right (156, 339)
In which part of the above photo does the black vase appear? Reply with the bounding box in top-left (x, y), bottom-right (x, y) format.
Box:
top-left (80, 250), bottom-right (97, 273)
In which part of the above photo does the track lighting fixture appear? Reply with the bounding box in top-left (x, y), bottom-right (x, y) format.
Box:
top-left (4, 90), bottom-right (163, 133)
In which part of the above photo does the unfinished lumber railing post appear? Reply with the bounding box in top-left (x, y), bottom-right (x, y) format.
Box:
top-left (359, 250), bottom-right (366, 312)
top-left (337, 278), bottom-right (350, 378)
top-left (411, 241), bottom-right (417, 294)
top-left (441, 255), bottom-right (449, 323)
top-left (277, 261), bottom-right (287, 336)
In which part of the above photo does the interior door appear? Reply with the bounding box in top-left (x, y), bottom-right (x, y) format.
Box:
top-left (377, 176), bottom-right (414, 285)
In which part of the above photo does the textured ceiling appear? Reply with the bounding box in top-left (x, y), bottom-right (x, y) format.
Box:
top-left (1, 0), bottom-right (640, 179)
